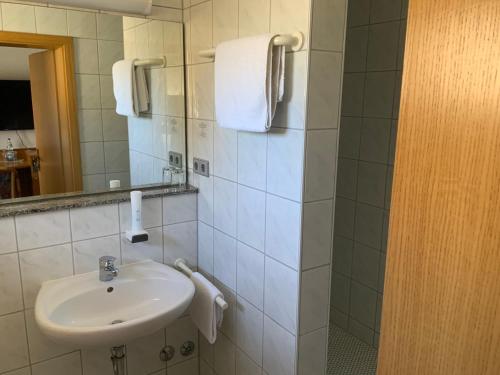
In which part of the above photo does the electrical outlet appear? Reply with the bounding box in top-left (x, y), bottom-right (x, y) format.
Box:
top-left (169, 151), bottom-right (183, 168)
top-left (193, 158), bottom-right (209, 177)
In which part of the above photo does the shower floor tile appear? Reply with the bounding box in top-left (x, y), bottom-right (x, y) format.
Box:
top-left (327, 325), bottom-right (378, 375)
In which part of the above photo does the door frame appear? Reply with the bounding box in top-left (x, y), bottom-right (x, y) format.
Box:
top-left (0, 31), bottom-right (82, 192)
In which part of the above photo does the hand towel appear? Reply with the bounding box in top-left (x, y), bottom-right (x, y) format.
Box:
top-left (112, 60), bottom-right (149, 117)
top-left (188, 272), bottom-right (225, 344)
top-left (214, 34), bottom-right (286, 132)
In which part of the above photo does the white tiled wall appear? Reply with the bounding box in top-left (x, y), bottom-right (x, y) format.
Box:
top-left (0, 1), bottom-right (130, 191)
top-left (123, 16), bottom-right (187, 186)
top-left (0, 192), bottom-right (198, 375)
top-left (185, 0), bottom-right (347, 374)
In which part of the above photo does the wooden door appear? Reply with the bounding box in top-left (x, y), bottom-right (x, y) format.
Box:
top-left (378, 0), bottom-right (500, 374)
top-left (29, 50), bottom-right (66, 195)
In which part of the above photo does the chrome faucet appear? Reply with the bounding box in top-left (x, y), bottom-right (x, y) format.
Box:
top-left (99, 256), bottom-right (119, 282)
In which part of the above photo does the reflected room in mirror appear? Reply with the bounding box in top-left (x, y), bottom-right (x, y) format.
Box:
top-left (0, 13), bottom-right (186, 202)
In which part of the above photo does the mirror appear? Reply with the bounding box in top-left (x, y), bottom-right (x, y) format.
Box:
top-left (0, 11), bottom-right (186, 202)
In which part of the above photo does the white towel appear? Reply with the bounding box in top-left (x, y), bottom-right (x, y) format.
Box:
top-left (188, 272), bottom-right (224, 344)
top-left (112, 59), bottom-right (149, 117)
top-left (214, 34), bottom-right (286, 132)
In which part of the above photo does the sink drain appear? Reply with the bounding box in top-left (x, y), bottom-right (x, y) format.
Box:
top-left (111, 320), bottom-right (125, 325)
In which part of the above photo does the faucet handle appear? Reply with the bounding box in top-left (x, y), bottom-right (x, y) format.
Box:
top-left (99, 255), bottom-right (116, 266)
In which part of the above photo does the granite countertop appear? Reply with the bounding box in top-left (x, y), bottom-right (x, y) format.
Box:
top-left (0, 184), bottom-right (198, 217)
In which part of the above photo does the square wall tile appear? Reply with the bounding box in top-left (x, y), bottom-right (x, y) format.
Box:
top-left (239, 0), bottom-right (270, 37)
top-left (298, 328), bottom-right (327, 375)
top-left (267, 128), bottom-right (304, 202)
top-left (0, 217), bottom-right (17, 254)
top-left (67, 10), bottom-right (97, 38)
top-left (237, 241), bottom-right (264, 310)
top-left (348, 0), bottom-right (370, 27)
top-left (35, 7), bottom-right (67, 36)
top-left (333, 235), bottom-right (353, 277)
top-left (213, 0), bottom-right (238, 44)
top-left (16, 210), bottom-right (70, 251)
top-left (0, 312), bottom-right (29, 373)
top-left (73, 235), bottom-right (121, 274)
top-left (198, 221), bottom-right (214, 275)
top-left (336, 158), bottom-right (358, 200)
top-left (190, 1), bottom-right (213, 64)
top-left (1, 3), bottom-right (35, 33)
top-left (341, 73), bottom-right (365, 117)
top-left (120, 197), bottom-right (163, 230)
top-left (163, 221), bottom-right (198, 267)
top-left (307, 51), bottom-right (343, 129)
top-left (344, 26), bottom-right (369, 73)
top-left (264, 257), bottom-right (298, 333)
top-left (165, 315), bottom-right (199, 367)
top-left (31, 352), bottom-right (82, 375)
top-left (97, 13), bottom-right (123, 41)
top-left (354, 203), bottom-right (384, 249)
top-left (331, 272), bottom-right (350, 314)
top-left (304, 129), bottom-right (338, 201)
top-left (70, 204), bottom-right (119, 241)
top-left (363, 71), bottom-right (396, 118)
top-left (98, 40), bottom-right (124, 75)
top-left (214, 230), bottom-right (237, 290)
top-left (126, 330), bottom-right (166, 375)
top-left (213, 177), bottom-right (237, 237)
top-left (265, 194), bottom-right (301, 270)
top-left (299, 265), bottom-right (330, 334)
top-left (302, 200), bottom-right (333, 270)
top-left (352, 242), bottom-right (381, 290)
top-left (122, 227), bottom-right (164, 264)
top-left (0, 253), bottom-right (23, 315)
top-left (349, 281), bottom-right (378, 328)
top-left (102, 110), bottom-right (128, 141)
top-left (334, 197), bottom-right (356, 239)
top-left (367, 21), bottom-right (401, 71)
top-left (236, 349), bottom-right (262, 375)
top-left (357, 161), bottom-right (388, 208)
top-left (25, 309), bottom-right (76, 363)
top-left (263, 316), bottom-right (296, 375)
top-left (237, 131), bottom-right (267, 191)
top-left (74, 39), bottom-right (99, 75)
top-left (81, 142), bottom-right (105, 175)
top-left (78, 109), bottom-right (103, 142)
top-left (236, 296), bottom-right (263, 365)
top-left (370, 0), bottom-right (402, 23)
top-left (238, 185), bottom-right (266, 251)
top-left (19, 244), bottom-right (73, 308)
top-left (163, 194), bottom-right (197, 225)
top-left (76, 74), bottom-right (101, 109)
top-left (359, 118), bottom-right (391, 163)
top-left (104, 141), bottom-right (130, 173)
top-left (214, 125), bottom-right (237, 181)
top-left (190, 63), bottom-right (215, 120)
top-left (214, 332), bottom-right (235, 375)
top-left (312, 0), bottom-right (347, 51)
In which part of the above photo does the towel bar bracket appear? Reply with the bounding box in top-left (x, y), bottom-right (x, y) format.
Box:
top-left (174, 258), bottom-right (229, 310)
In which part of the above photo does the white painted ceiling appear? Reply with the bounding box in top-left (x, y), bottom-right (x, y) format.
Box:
top-left (0, 46), bottom-right (46, 80)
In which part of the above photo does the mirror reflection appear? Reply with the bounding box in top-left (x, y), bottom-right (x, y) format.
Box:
top-left (0, 13), bottom-right (186, 201)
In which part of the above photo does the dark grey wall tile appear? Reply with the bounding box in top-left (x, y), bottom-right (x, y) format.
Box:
top-left (388, 120), bottom-right (398, 165)
top-left (345, 26), bottom-right (369, 72)
top-left (334, 197), bottom-right (356, 239)
top-left (354, 203), bottom-right (384, 249)
top-left (359, 117), bottom-right (391, 163)
top-left (331, 272), bottom-right (352, 314)
top-left (349, 281), bottom-right (378, 328)
top-left (378, 251), bottom-right (387, 292)
top-left (348, 0), bottom-right (371, 26)
top-left (333, 235), bottom-right (354, 276)
top-left (375, 293), bottom-right (383, 332)
top-left (349, 318), bottom-right (375, 345)
top-left (357, 161), bottom-right (388, 207)
top-left (393, 71), bottom-right (403, 118)
top-left (370, 0), bottom-right (402, 23)
top-left (397, 20), bottom-right (407, 70)
top-left (339, 116), bottom-right (362, 159)
top-left (367, 21), bottom-right (401, 71)
top-left (342, 73), bottom-right (366, 116)
top-left (381, 210), bottom-right (390, 253)
top-left (385, 165), bottom-right (394, 208)
top-left (331, 308), bottom-right (349, 329)
top-left (363, 71), bottom-right (397, 118)
top-left (352, 242), bottom-right (381, 289)
top-left (337, 158), bottom-right (359, 200)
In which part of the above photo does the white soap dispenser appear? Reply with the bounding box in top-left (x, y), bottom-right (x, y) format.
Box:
top-left (125, 191), bottom-right (149, 243)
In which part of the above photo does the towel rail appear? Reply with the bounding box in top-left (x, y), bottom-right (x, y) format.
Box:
top-left (174, 258), bottom-right (229, 310)
top-left (198, 32), bottom-right (304, 59)
top-left (134, 56), bottom-right (166, 68)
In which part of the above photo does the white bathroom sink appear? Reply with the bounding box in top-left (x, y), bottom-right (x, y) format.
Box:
top-left (34, 260), bottom-right (195, 347)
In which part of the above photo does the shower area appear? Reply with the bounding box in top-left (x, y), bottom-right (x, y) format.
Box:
top-left (328, 0), bottom-right (408, 373)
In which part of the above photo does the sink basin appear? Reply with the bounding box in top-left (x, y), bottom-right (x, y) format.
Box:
top-left (35, 260), bottom-right (195, 347)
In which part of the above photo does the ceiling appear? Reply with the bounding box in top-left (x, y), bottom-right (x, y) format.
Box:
top-left (0, 46), bottom-right (46, 80)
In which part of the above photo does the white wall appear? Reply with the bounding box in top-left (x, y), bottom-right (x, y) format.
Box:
top-left (0, 46), bottom-right (44, 80)
top-left (184, 0), bottom-right (347, 374)
top-left (0, 130), bottom-right (36, 149)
